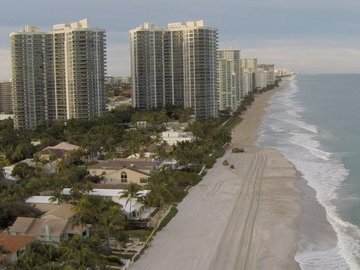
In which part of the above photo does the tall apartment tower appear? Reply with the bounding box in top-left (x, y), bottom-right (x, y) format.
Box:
top-left (258, 64), bottom-right (275, 86)
top-left (130, 23), bottom-right (164, 110)
top-left (0, 82), bottom-right (13, 114)
top-left (10, 19), bottom-right (106, 129)
top-left (130, 20), bottom-right (218, 119)
top-left (242, 58), bottom-right (258, 93)
top-left (218, 49), bottom-right (242, 111)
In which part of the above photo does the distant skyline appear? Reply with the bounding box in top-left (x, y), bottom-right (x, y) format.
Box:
top-left (1, 0), bottom-right (360, 80)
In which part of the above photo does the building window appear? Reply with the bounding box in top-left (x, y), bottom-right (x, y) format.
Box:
top-left (121, 172), bottom-right (127, 183)
top-left (140, 178), bottom-right (148, 184)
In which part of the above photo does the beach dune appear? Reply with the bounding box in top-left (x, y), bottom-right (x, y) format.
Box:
top-left (130, 84), bottom-right (301, 270)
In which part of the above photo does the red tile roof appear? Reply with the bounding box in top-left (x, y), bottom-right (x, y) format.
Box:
top-left (0, 232), bottom-right (34, 253)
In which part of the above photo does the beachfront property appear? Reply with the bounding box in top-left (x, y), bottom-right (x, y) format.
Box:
top-left (241, 69), bottom-right (253, 96)
top-left (275, 68), bottom-right (294, 77)
top-left (10, 19), bottom-right (106, 129)
top-left (242, 58), bottom-right (257, 94)
top-left (88, 159), bottom-right (157, 186)
top-left (258, 64), bottom-right (276, 87)
top-left (217, 49), bottom-right (242, 111)
top-left (130, 20), bottom-right (218, 119)
top-left (255, 68), bottom-right (268, 90)
top-left (61, 188), bottom-right (155, 220)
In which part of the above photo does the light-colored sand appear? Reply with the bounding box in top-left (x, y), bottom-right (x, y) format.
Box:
top-left (130, 84), bottom-right (301, 270)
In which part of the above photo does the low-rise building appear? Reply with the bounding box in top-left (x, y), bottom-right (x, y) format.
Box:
top-left (88, 159), bottom-right (157, 186)
top-left (0, 232), bottom-right (34, 267)
top-left (2, 158), bottom-right (55, 182)
top-left (9, 217), bottom-right (89, 243)
top-left (62, 188), bottom-right (155, 220)
top-left (161, 129), bottom-right (194, 146)
top-left (36, 142), bottom-right (80, 161)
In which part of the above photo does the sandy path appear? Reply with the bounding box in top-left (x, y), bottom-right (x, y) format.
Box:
top-left (130, 81), bottom-right (301, 270)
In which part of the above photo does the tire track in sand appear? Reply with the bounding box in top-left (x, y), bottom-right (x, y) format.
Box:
top-left (208, 151), bottom-right (267, 270)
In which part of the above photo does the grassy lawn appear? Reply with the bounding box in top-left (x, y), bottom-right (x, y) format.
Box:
top-left (124, 229), bottom-right (151, 241)
top-left (157, 206), bottom-right (178, 232)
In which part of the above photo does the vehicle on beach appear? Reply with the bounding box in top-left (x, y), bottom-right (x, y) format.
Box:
top-left (232, 147), bottom-right (244, 153)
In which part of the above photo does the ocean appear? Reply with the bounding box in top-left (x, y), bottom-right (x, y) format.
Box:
top-left (258, 74), bottom-right (360, 269)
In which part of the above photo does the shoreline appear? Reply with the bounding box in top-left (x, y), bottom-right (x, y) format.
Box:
top-left (130, 81), bottom-right (314, 270)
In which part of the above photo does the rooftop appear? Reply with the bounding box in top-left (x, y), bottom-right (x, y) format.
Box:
top-left (89, 159), bottom-right (157, 171)
top-left (26, 196), bottom-right (58, 205)
top-left (0, 232), bottom-right (35, 253)
top-left (10, 217), bottom-right (68, 238)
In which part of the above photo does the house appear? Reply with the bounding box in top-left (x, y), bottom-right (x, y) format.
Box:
top-left (25, 196), bottom-right (59, 213)
top-left (14, 198), bottom-right (89, 243)
top-left (36, 142), bottom-right (80, 161)
top-left (25, 196), bottom-right (75, 220)
top-left (88, 159), bottom-right (158, 186)
top-left (0, 232), bottom-right (34, 266)
top-left (2, 159), bottom-right (55, 182)
top-left (161, 129), bottom-right (194, 146)
top-left (9, 217), bottom-right (89, 243)
top-left (62, 188), bottom-right (155, 220)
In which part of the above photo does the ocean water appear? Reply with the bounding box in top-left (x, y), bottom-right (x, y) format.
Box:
top-left (258, 74), bottom-right (360, 269)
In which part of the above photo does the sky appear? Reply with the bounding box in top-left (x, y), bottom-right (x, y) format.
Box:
top-left (1, 0), bottom-right (360, 80)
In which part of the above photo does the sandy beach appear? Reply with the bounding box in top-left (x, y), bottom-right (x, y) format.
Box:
top-left (130, 83), bottom-right (302, 270)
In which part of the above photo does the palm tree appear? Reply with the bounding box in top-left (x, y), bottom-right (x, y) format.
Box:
top-left (119, 183), bottom-right (142, 219)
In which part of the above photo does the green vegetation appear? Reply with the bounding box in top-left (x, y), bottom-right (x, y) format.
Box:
top-left (8, 237), bottom-right (113, 270)
top-left (156, 206), bottom-right (178, 232)
top-left (0, 90), bottom-right (269, 268)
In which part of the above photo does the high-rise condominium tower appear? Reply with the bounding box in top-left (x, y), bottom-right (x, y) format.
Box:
top-left (130, 23), bottom-right (164, 110)
top-left (217, 49), bottom-right (242, 111)
top-left (242, 58), bottom-right (258, 94)
top-left (130, 20), bottom-right (218, 119)
top-left (10, 19), bottom-right (106, 129)
top-left (0, 82), bottom-right (13, 114)
top-left (258, 64), bottom-right (276, 87)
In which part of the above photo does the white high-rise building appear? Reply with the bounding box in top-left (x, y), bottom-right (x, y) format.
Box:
top-left (242, 69), bottom-right (253, 96)
top-left (217, 49), bottom-right (241, 111)
top-left (242, 58), bottom-right (257, 93)
top-left (255, 68), bottom-right (267, 90)
top-left (10, 19), bottom-right (106, 129)
top-left (258, 64), bottom-right (275, 86)
top-left (130, 20), bottom-right (218, 119)
top-left (130, 23), bottom-right (164, 110)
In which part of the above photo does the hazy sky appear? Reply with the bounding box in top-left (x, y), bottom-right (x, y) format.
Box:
top-left (1, 0), bottom-right (360, 80)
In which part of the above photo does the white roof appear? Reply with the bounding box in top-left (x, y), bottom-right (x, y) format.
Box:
top-left (113, 197), bottom-right (144, 213)
top-left (26, 196), bottom-right (58, 205)
top-left (61, 188), bottom-right (149, 198)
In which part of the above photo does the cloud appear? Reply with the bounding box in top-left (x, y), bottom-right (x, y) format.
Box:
top-left (1, 0), bottom-right (360, 78)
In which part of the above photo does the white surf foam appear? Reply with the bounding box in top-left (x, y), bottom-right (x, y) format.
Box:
top-left (259, 77), bottom-right (360, 269)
